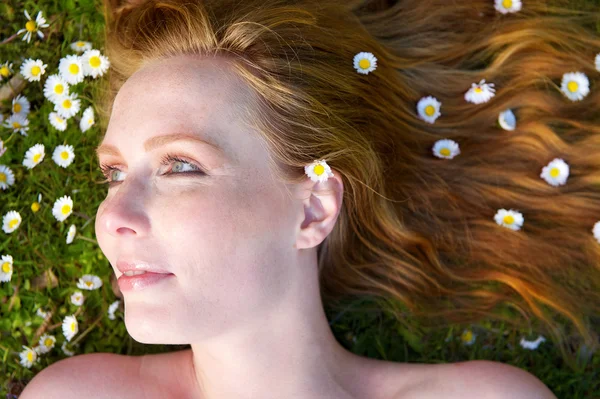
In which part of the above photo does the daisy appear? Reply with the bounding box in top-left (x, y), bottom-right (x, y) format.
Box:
top-left (43, 74), bottom-right (70, 104)
top-left (461, 329), bottom-right (477, 345)
top-left (2, 210), bottom-right (22, 233)
top-left (61, 341), bottom-right (76, 357)
top-left (62, 314), bottom-right (79, 342)
top-left (36, 307), bottom-right (51, 319)
top-left (0, 165), bottom-right (16, 190)
top-left (3, 113), bottom-right (29, 136)
top-left (70, 291), bottom-right (85, 306)
top-left (80, 106), bottom-right (95, 132)
top-left (54, 93), bottom-right (81, 119)
top-left (353, 52), bottom-right (377, 75)
top-left (0, 254), bottom-right (13, 283)
top-left (11, 94), bottom-right (30, 117)
top-left (48, 111), bottom-right (67, 131)
top-left (416, 96), bottom-right (442, 124)
top-left (66, 224), bottom-right (76, 244)
top-left (494, 208), bottom-right (524, 231)
top-left (108, 300), bottom-right (121, 320)
top-left (596, 53), bottom-right (600, 72)
top-left (16, 10), bottom-right (50, 44)
top-left (0, 62), bottom-right (14, 82)
top-left (0, 140), bottom-right (5, 158)
top-left (58, 55), bottom-right (85, 85)
top-left (76, 274), bottom-right (103, 290)
top-left (52, 144), bottom-right (75, 168)
top-left (70, 40), bottom-right (92, 53)
top-left (304, 159), bottom-right (334, 183)
top-left (498, 109), bottom-right (517, 131)
top-left (81, 49), bottom-right (110, 79)
top-left (432, 139), bottom-right (460, 159)
top-left (519, 335), bottom-right (546, 350)
top-left (20, 58), bottom-right (47, 82)
top-left (37, 334), bottom-right (57, 354)
top-left (540, 158), bottom-right (569, 187)
top-left (560, 72), bottom-right (590, 101)
top-left (19, 345), bottom-right (38, 368)
top-left (593, 221), bottom-right (600, 244)
top-left (494, 0), bottom-right (522, 14)
top-left (52, 195), bottom-right (74, 222)
top-left (22, 144), bottom-right (45, 170)
top-left (465, 79), bottom-right (496, 104)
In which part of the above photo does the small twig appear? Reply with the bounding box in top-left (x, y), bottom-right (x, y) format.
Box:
top-left (0, 33), bottom-right (20, 46)
top-left (69, 313), bottom-right (104, 347)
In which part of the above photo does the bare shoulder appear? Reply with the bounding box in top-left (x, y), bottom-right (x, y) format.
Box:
top-left (390, 359), bottom-right (557, 399)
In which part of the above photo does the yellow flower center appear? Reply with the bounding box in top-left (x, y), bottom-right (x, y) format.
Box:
top-left (503, 215), bottom-right (515, 224)
top-left (63, 99), bottom-right (72, 109)
top-left (25, 21), bottom-right (36, 32)
top-left (313, 164), bottom-right (324, 176)
top-left (549, 167), bottom-right (560, 178)
top-left (44, 338), bottom-right (53, 346)
top-left (61, 151), bottom-right (69, 159)
top-left (27, 352), bottom-right (34, 362)
top-left (86, 281), bottom-right (92, 287)
top-left (424, 105), bottom-right (435, 116)
top-left (31, 66), bottom-right (41, 76)
top-left (567, 81), bottom-right (578, 93)
top-left (76, 41), bottom-right (85, 47)
top-left (9, 219), bottom-right (18, 228)
top-left (439, 148), bottom-right (451, 156)
top-left (13, 103), bottom-right (22, 113)
top-left (502, 0), bottom-right (513, 8)
top-left (90, 56), bottom-right (101, 68)
top-left (88, 119), bottom-right (94, 124)
top-left (0, 173), bottom-right (5, 182)
top-left (2, 262), bottom-right (11, 273)
top-left (358, 59), bottom-right (370, 70)
top-left (33, 153), bottom-right (42, 163)
top-left (0, 66), bottom-right (9, 77)
top-left (54, 84), bottom-right (64, 94)
top-left (71, 322), bottom-right (76, 332)
top-left (31, 202), bottom-right (40, 212)
top-left (56, 116), bottom-right (64, 124)
top-left (461, 330), bottom-right (473, 342)
top-left (69, 64), bottom-right (80, 74)
top-left (474, 87), bottom-right (483, 93)
top-left (62, 204), bottom-right (71, 214)
top-left (12, 122), bottom-right (22, 129)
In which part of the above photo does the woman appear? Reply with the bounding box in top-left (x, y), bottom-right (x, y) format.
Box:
top-left (21, 0), bottom-right (599, 397)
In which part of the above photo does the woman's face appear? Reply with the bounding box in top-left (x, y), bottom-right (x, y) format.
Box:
top-left (95, 55), bottom-right (306, 344)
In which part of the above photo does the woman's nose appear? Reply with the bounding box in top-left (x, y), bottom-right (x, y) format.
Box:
top-left (96, 180), bottom-right (151, 237)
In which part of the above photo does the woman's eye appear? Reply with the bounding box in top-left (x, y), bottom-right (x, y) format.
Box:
top-left (99, 155), bottom-right (204, 186)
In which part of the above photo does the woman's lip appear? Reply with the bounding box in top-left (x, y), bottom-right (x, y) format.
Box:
top-left (117, 272), bottom-right (175, 291)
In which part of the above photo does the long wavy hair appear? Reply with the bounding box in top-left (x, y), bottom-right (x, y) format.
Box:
top-left (98, 0), bottom-right (600, 365)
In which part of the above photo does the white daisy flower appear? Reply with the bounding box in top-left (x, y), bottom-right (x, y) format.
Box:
top-left (70, 40), bottom-right (92, 53)
top-left (432, 139), bottom-right (460, 159)
top-left (593, 221), bottom-right (600, 244)
top-left (58, 55), bottom-right (85, 85)
top-left (540, 158), bottom-right (569, 187)
top-left (16, 10), bottom-right (50, 44)
top-left (2, 210), bottom-right (22, 234)
top-left (52, 195), bottom-right (74, 222)
top-left (19, 345), bottom-right (38, 368)
top-left (0, 165), bottom-right (15, 190)
top-left (54, 92), bottom-right (81, 119)
top-left (108, 300), bottom-right (121, 320)
top-left (304, 159), bottom-right (334, 183)
top-left (494, 208), bottom-right (524, 231)
top-left (70, 291), bottom-right (85, 306)
top-left (596, 53), bottom-right (600, 72)
top-left (80, 106), bottom-right (95, 132)
top-left (43, 74), bottom-right (70, 104)
top-left (62, 314), bottom-right (79, 342)
top-left (61, 341), bottom-right (76, 357)
top-left (23, 144), bottom-right (45, 170)
top-left (353, 52), bottom-right (377, 75)
top-left (560, 72), bottom-right (590, 102)
top-left (0, 140), bottom-right (5, 158)
top-left (416, 96), bottom-right (442, 124)
top-left (20, 58), bottom-right (47, 82)
top-left (494, 0), bottom-right (522, 14)
top-left (48, 111), bottom-right (67, 131)
top-left (11, 94), bottom-right (30, 117)
top-left (498, 109), bottom-right (517, 131)
top-left (36, 307), bottom-right (51, 319)
top-left (465, 79), bottom-right (496, 104)
top-left (76, 274), bottom-right (103, 290)
top-left (3, 113), bottom-right (30, 136)
top-left (81, 49), bottom-right (110, 79)
top-left (66, 224), bottom-right (76, 244)
top-left (0, 62), bottom-right (14, 82)
top-left (52, 144), bottom-right (75, 168)
top-left (37, 334), bottom-right (57, 354)
top-left (461, 329), bottom-right (477, 345)
top-left (519, 335), bottom-right (546, 350)
top-left (0, 254), bottom-right (13, 283)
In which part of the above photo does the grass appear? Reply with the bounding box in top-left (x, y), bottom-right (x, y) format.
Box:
top-left (0, 0), bottom-right (599, 398)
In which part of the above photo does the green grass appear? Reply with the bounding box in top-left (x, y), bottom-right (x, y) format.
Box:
top-left (0, 0), bottom-right (599, 398)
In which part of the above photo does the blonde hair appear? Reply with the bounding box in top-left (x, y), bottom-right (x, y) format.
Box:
top-left (99, 0), bottom-right (600, 365)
